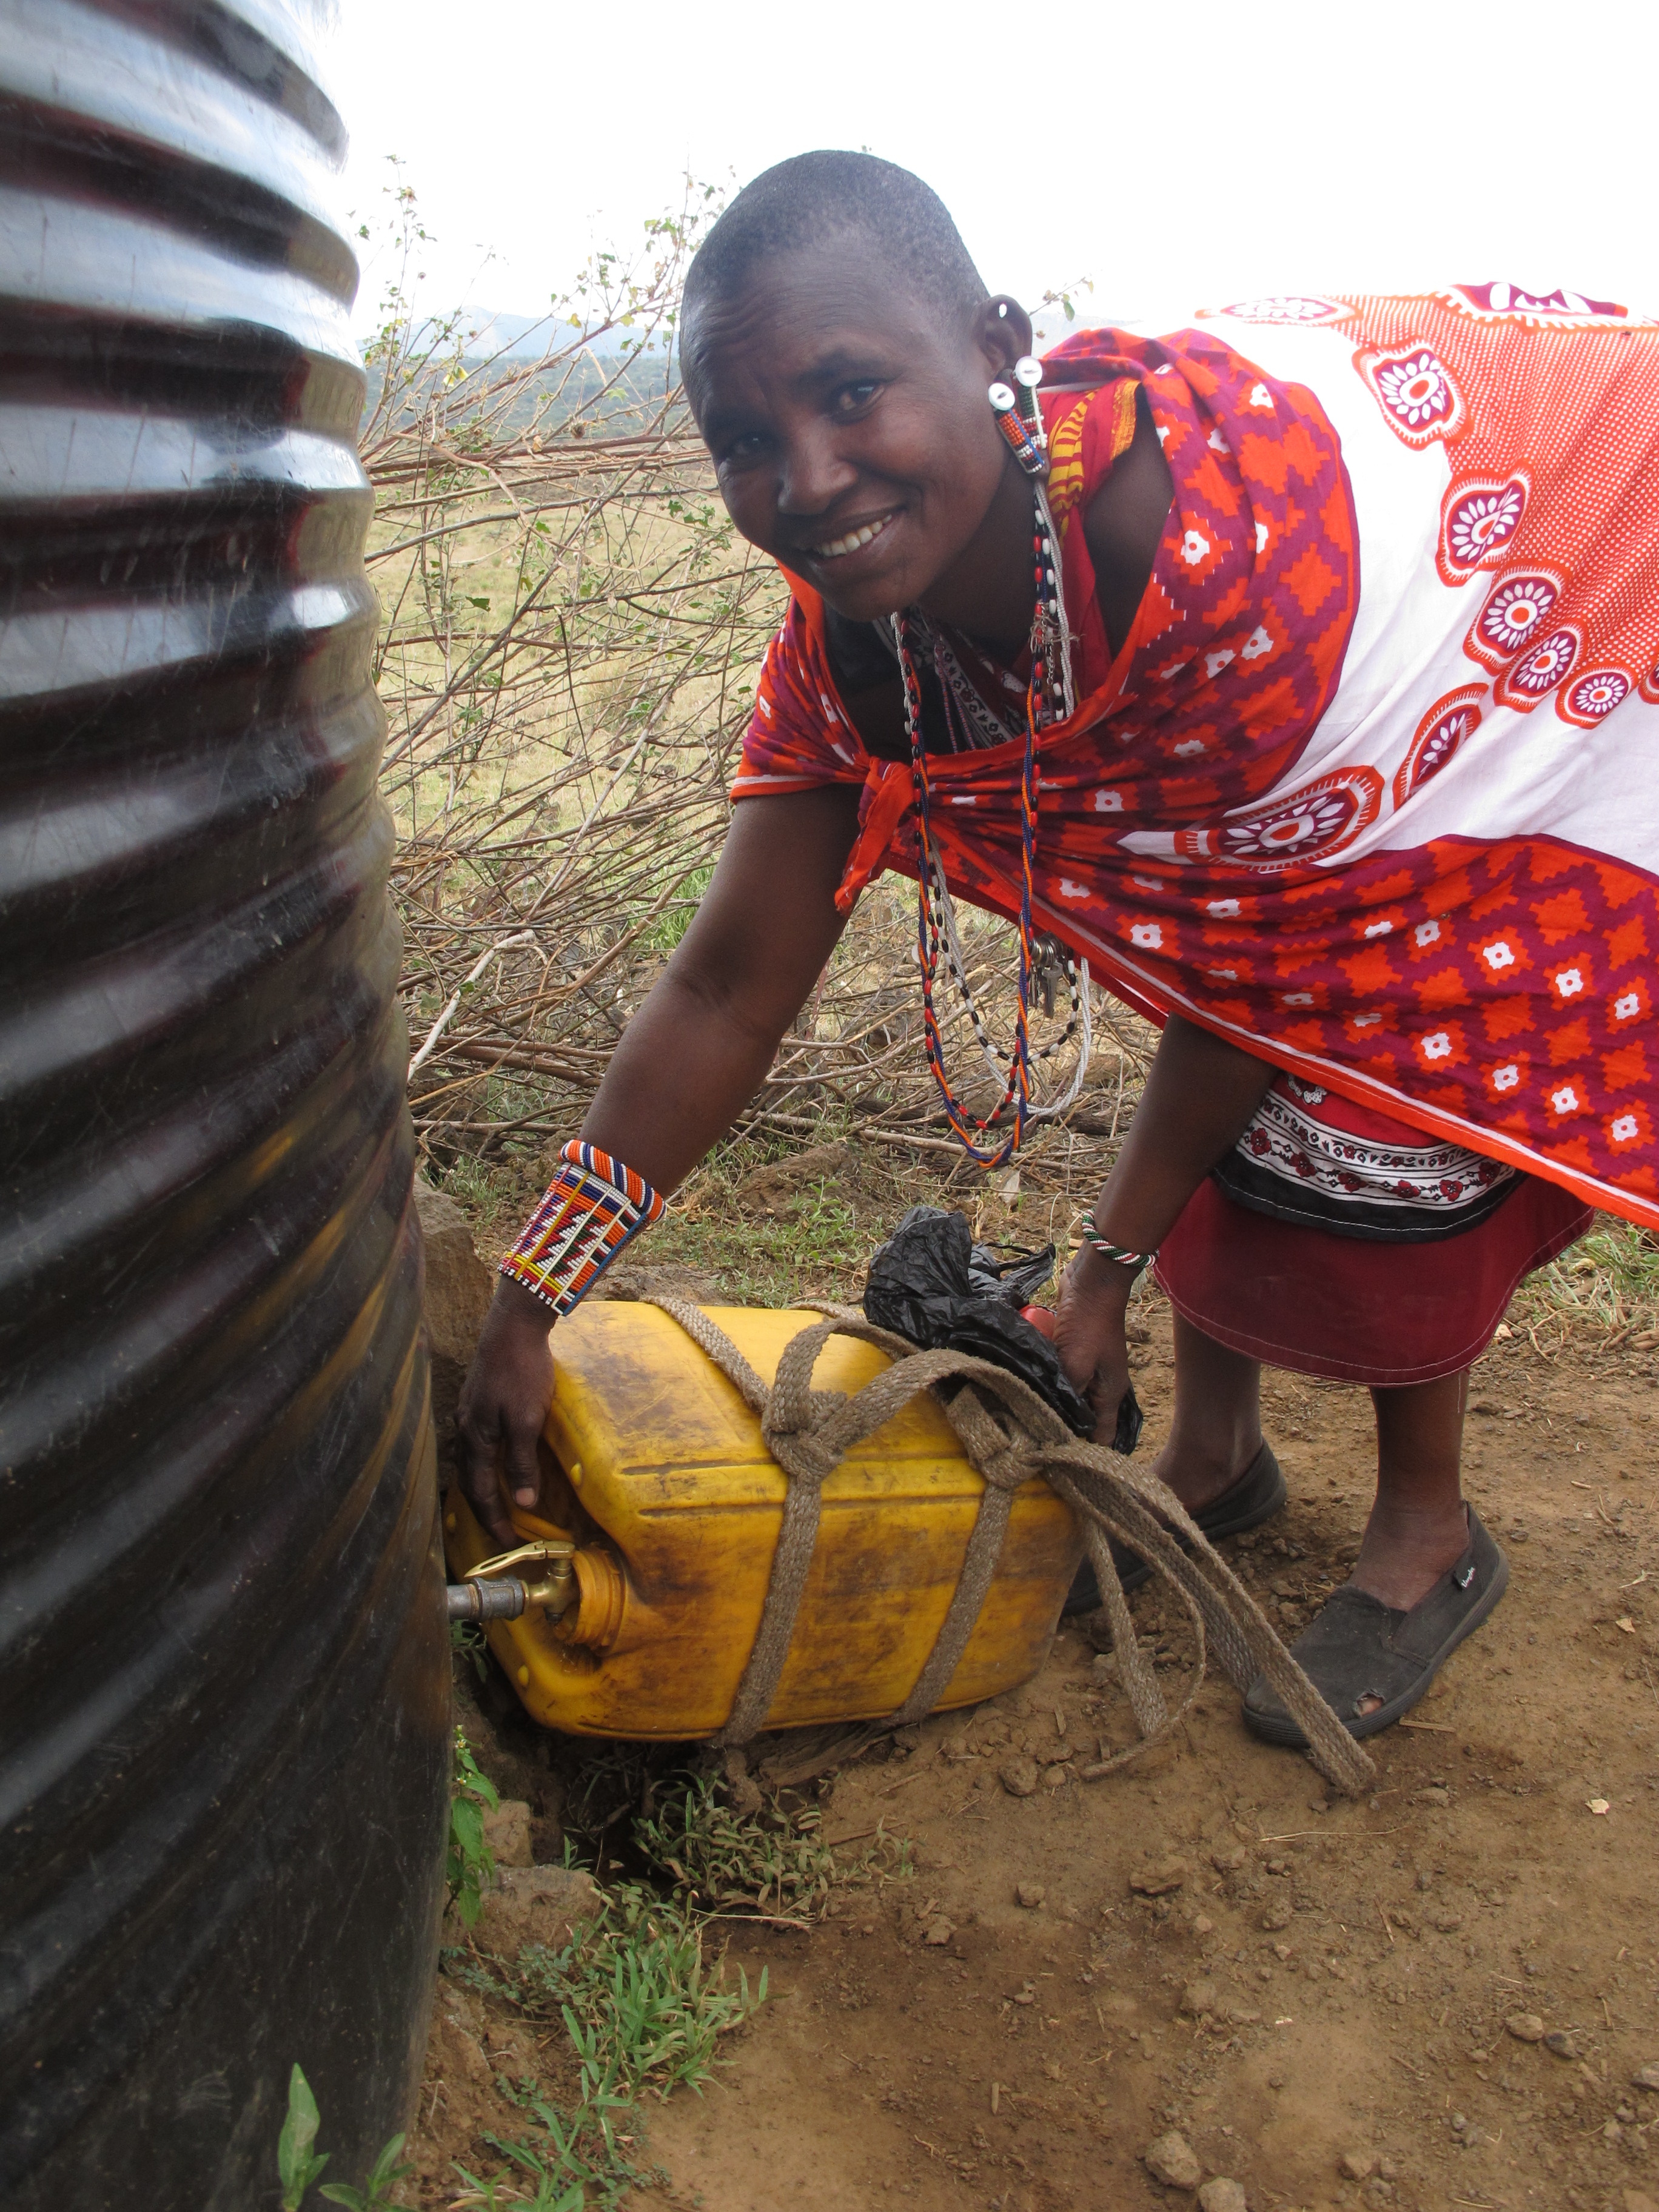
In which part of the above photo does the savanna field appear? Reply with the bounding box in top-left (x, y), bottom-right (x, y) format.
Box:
top-left (346, 196), bottom-right (1659, 2212)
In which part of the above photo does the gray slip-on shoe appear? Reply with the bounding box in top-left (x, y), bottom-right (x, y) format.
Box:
top-left (1242, 1504), bottom-right (1507, 1746)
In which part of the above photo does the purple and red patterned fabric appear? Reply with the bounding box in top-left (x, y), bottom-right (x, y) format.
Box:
top-left (735, 289), bottom-right (1659, 1232)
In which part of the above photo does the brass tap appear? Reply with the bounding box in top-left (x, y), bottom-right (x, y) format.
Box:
top-left (464, 1537), bottom-right (578, 1620)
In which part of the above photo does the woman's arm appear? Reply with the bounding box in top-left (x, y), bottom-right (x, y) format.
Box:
top-left (1055, 1014), bottom-right (1275, 1441)
top-left (457, 783), bottom-right (863, 1543)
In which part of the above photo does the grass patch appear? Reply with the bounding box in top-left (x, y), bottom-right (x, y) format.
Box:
top-left (635, 1774), bottom-right (836, 1920)
top-left (1512, 1211), bottom-right (1659, 1350)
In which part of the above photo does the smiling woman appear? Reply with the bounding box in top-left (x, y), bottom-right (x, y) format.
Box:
top-left (458, 149), bottom-right (1659, 1753)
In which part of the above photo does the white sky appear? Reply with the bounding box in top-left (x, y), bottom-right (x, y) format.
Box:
top-left (325, 0), bottom-right (1658, 340)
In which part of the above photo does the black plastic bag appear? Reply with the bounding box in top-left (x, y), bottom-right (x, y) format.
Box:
top-left (862, 1206), bottom-right (1141, 1452)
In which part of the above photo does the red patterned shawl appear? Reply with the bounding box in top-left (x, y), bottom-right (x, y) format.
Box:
top-left (734, 290), bottom-right (1659, 1229)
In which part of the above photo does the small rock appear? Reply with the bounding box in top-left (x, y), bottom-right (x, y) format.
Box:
top-left (1041, 1761), bottom-right (1070, 1790)
top-left (1016, 1881), bottom-right (1047, 1909)
top-left (1144, 2130), bottom-right (1203, 2190)
top-left (1000, 1757), bottom-right (1040, 1797)
top-left (414, 1179), bottom-right (494, 1479)
top-left (1222, 2003), bottom-right (1262, 2026)
top-left (1130, 1856), bottom-right (1188, 1897)
top-left (923, 1917), bottom-right (955, 1946)
top-left (1261, 1901), bottom-right (1293, 1931)
top-left (1505, 2011), bottom-right (1546, 2043)
top-left (1339, 2150), bottom-right (1378, 2182)
top-left (1632, 2063), bottom-right (1659, 2091)
top-left (1181, 1980), bottom-right (1219, 2017)
top-left (1544, 2029), bottom-right (1580, 2060)
top-left (1211, 1845), bottom-right (1248, 1872)
top-left (1091, 1651), bottom-right (1119, 1681)
top-left (481, 1799), bottom-right (534, 1869)
top-left (1413, 1786), bottom-right (1452, 1808)
top-left (1432, 1910), bottom-right (1464, 1933)
top-left (1198, 2182), bottom-right (1247, 2212)
top-left (1193, 1914), bottom-right (1215, 1937)
top-left (1604, 2119), bottom-right (1624, 2143)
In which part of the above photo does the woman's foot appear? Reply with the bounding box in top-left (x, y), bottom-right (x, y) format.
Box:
top-left (1062, 1441), bottom-right (1287, 1612)
top-left (1242, 1506), bottom-right (1507, 1745)
top-left (1349, 1495), bottom-right (1473, 1610)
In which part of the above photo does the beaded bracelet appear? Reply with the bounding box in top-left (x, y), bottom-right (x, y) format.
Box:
top-left (500, 1141), bottom-right (665, 1316)
top-left (1077, 1208), bottom-right (1157, 1276)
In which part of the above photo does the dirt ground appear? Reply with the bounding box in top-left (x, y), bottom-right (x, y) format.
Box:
top-left (412, 1284), bottom-right (1659, 2212)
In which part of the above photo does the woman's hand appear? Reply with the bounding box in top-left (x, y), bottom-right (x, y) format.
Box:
top-left (1053, 1249), bottom-right (1134, 1449)
top-left (455, 1279), bottom-right (557, 1549)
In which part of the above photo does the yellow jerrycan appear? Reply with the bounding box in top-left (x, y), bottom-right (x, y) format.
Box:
top-left (443, 1301), bottom-right (1082, 1738)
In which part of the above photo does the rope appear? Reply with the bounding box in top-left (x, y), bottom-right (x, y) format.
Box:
top-left (642, 1298), bottom-right (1375, 1798)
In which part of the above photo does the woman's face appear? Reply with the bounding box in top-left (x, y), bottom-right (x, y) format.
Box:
top-left (684, 239), bottom-right (1027, 626)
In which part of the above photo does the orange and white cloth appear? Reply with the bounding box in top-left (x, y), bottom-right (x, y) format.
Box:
top-left (735, 286), bottom-right (1659, 1230)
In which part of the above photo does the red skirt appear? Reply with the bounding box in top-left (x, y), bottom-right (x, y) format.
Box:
top-left (1154, 1173), bottom-right (1592, 1387)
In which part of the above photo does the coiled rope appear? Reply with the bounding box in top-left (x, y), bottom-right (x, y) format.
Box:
top-left (643, 1298), bottom-right (1374, 1798)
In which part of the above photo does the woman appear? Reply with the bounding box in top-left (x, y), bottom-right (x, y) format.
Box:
top-left (458, 150), bottom-right (1659, 1745)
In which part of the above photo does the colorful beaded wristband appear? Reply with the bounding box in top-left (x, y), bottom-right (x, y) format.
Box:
top-left (1077, 1208), bottom-right (1157, 1276)
top-left (500, 1141), bottom-right (665, 1316)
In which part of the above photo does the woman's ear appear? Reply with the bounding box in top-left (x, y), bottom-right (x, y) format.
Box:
top-left (978, 293), bottom-right (1036, 380)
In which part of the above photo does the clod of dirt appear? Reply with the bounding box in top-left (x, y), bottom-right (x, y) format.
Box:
top-left (1210, 1845), bottom-right (1247, 1872)
top-left (1193, 1913), bottom-right (1215, 1936)
top-left (474, 1863), bottom-right (599, 1957)
top-left (1506, 2011), bottom-right (1547, 2042)
top-left (1130, 1856), bottom-right (1188, 1897)
top-left (1091, 1651), bottom-right (1119, 1681)
top-left (1432, 1909), bottom-right (1464, 1932)
top-left (1339, 2149), bottom-right (1378, 2180)
top-left (1016, 1881), bottom-right (1047, 1908)
top-left (1261, 1901), bottom-right (1293, 1931)
top-left (1413, 1786), bottom-right (1452, 1808)
top-left (481, 1798), bottom-right (534, 1868)
top-left (1144, 2129), bottom-right (1203, 2190)
top-left (1041, 1762), bottom-right (1069, 1791)
top-left (1197, 2182), bottom-right (1247, 2212)
top-left (1000, 1757), bottom-right (1040, 1797)
top-left (1181, 1980), bottom-right (1219, 2017)
top-left (1544, 2029), bottom-right (1581, 2060)
top-left (1632, 2063), bottom-right (1659, 2090)
top-left (923, 1917), bottom-right (955, 1946)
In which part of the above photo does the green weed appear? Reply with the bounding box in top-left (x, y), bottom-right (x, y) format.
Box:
top-left (449, 1726), bottom-right (500, 1929)
top-left (276, 2066), bottom-right (412, 2210)
top-left (635, 1773), bottom-right (835, 1920)
top-left (515, 1882), bottom-right (765, 2097)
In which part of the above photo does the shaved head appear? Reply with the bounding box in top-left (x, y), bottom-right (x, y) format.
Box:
top-left (682, 150), bottom-right (989, 354)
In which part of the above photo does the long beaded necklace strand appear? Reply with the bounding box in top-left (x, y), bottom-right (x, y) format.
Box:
top-left (891, 355), bottom-right (1092, 1167)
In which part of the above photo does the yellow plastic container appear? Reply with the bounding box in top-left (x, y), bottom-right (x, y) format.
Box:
top-left (443, 1302), bottom-right (1082, 1738)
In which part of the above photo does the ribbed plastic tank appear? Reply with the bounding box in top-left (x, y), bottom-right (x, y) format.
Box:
top-left (0, 5), bottom-right (449, 2205)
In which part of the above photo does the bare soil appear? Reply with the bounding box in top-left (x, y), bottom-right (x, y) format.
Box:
top-left (411, 1289), bottom-right (1659, 2212)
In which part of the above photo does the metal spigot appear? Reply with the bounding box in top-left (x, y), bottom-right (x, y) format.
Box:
top-left (445, 1537), bottom-right (578, 1624)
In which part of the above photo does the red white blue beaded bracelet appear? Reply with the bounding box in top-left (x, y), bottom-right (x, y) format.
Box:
top-left (1077, 1208), bottom-right (1157, 1276)
top-left (500, 1141), bottom-right (665, 1316)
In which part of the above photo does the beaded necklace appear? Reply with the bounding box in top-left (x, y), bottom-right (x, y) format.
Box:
top-left (891, 357), bottom-right (1090, 1166)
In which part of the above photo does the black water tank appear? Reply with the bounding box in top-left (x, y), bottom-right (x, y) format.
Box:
top-left (0, 5), bottom-right (449, 2205)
